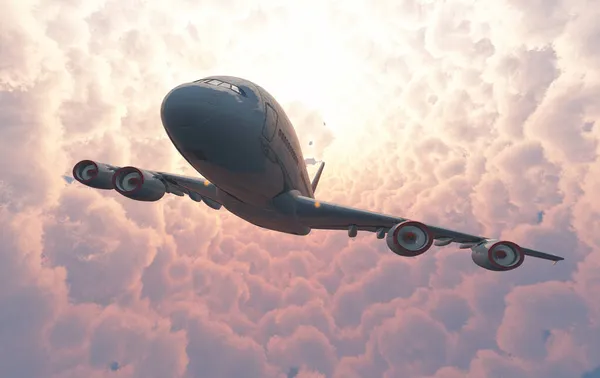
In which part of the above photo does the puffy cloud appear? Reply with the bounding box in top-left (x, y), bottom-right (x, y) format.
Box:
top-left (182, 313), bottom-right (276, 378)
top-left (2, 0), bottom-right (600, 377)
top-left (267, 325), bottom-right (338, 376)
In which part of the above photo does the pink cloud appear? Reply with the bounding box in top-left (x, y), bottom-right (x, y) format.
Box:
top-left (267, 325), bottom-right (338, 375)
top-left (1, 0), bottom-right (600, 377)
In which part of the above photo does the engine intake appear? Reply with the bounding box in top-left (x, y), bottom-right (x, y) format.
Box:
top-left (112, 166), bottom-right (166, 202)
top-left (471, 241), bottom-right (525, 271)
top-left (72, 160), bottom-right (115, 190)
top-left (386, 220), bottom-right (434, 256)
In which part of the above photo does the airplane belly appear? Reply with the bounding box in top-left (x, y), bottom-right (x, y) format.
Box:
top-left (196, 158), bottom-right (284, 206)
top-left (217, 188), bottom-right (310, 235)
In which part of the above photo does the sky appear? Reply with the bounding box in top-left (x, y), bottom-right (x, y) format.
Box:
top-left (1, 0), bottom-right (599, 377)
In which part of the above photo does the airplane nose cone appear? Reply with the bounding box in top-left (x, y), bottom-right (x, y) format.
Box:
top-left (160, 81), bottom-right (265, 174)
top-left (160, 84), bottom-right (216, 130)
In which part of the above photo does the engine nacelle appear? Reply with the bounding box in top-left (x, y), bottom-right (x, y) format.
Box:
top-left (72, 160), bottom-right (115, 190)
top-left (112, 166), bottom-right (166, 202)
top-left (386, 220), bottom-right (434, 257)
top-left (471, 241), bottom-right (525, 271)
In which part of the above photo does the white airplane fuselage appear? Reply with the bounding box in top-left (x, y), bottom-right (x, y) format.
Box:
top-left (160, 76), bottom-right (314, 235)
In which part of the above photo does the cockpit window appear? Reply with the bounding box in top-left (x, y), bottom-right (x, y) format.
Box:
top-left (194, 78), bottom-right (245, 96)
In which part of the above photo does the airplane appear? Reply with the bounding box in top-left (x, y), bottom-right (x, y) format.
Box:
top-left (72, 76), bottom-right (564, 272)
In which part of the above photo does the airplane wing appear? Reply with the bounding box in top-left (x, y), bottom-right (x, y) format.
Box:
top-left (71, 160), bottom-right (222, 209)
top-left (152, 171), bottom-right (222, 209)
top-left (292, 194), bottom-right (564, 265)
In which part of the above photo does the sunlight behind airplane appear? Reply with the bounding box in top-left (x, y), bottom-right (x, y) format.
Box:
top-left (72, 76), bottom-right (564, 272)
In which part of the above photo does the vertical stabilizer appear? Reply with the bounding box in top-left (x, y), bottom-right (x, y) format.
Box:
top-left (311, 161), bottom-right (325, 194)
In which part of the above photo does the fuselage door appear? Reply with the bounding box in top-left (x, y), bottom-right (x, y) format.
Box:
top-left (262, 103), bottom-right (278, 141)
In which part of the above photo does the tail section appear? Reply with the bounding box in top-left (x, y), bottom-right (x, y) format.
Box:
top-left (311, 161), bottom-right (325, 194)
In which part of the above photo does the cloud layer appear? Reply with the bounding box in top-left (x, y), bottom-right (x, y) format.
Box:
top-left (1, 0), bottom-right (599, 377)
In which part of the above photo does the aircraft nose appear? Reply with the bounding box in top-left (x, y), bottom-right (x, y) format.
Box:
top-left (160, 80), bottom-right (267, 175)
top-left (160, 83), bottom-right (217, 130)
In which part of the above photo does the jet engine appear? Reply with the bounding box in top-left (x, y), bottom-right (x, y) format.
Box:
top-left (471, 240), bottom-right (525, 271)
top-left (386, 220), bottom-right (434, 256)
top-left (72, 160), bottom-right (115, 189)
top-left (112, 166), bottom-right (166, 201)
